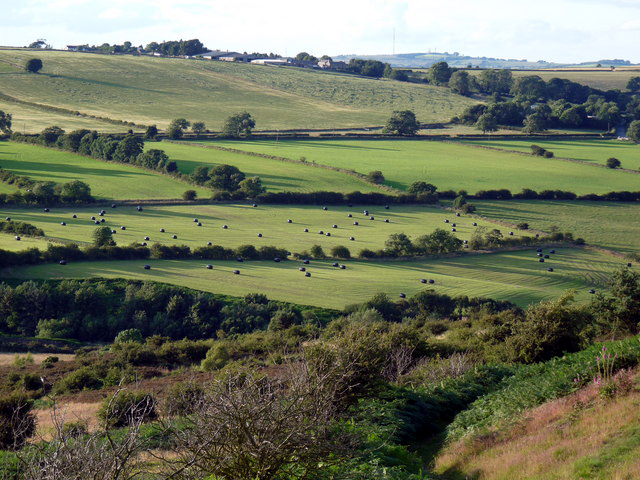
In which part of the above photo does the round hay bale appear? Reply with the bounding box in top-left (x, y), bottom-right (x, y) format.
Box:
top-left (59, 260), bottom-right (67, 265)
top-left (44, 208), bottom-right (50, 212)
top-left (340, 264), bottom-right (346, 269)
top-left (305, 272), bottom-right (311, 277)
top-left (385, 205), bottom-right (390, 210)
top-left (144, 264), bottom-right (151, 270)
top-left (144, 236), bottom-right (150, 241)
top-left (233, 269), bottom-right (240, 274)
top-left (137, 206), bottom-right (142, 212)
top-left (550, 250), bottom-right (556, 254)
top-left (332, 224), bottom-right (338, 228)
top-left (236, 257), bottom-right (244, 262)
top-left (544, 254), bottom-right (549, 259)
top-left (160, 228), bottom-right (165, 232)
top-left (91, 216), bottom-right (96, 220)
top-left (451, 228), bottom-right (456, 232)
top-left (348, 204), bottom-right (353, 207)
top-left (111, 230), bottom-right (116, 234)
top-left (15, 236), bottom-right (20, 241)
top-left (547, 267), bottom-right (554, 272)
top-left (274, 258), bottom-right (281, 263)
top-left (100, 219), bottom-right (105, 223)
top-left (121, 226), bottom-right (126, 230)
top-left (399, 293), bottom-right (406, 299)
top-left (464, 244), bottom-right (469, 248)
top-left (99, 212), bottom-right (105, 216)
top-left (369, 216), bottom-right (374, 220)
top-left (142, 242), bottom-right (147, 246)
top-left (589, 289), bottom-right (596, 294)
top-left (257, 233), bottom-right (262, 237)
top-left (349, 236), bottom-right (355, 241)
top-left (206, 264), bottom-right (213, 269)
top-left (223, 225), bottom-right (228, 229)
top-left (111, 204), bottom-right (116, 208)
top-left (452, 223), bottom-right (456, 227)
top-left (537, 253), bottom-right (542, 257)
top-left (197, 222), bottom-right (202, 226)
top-left (318, 230), bottom-right (324, 234)
top-left (539, 258), bottom-right (545, 263)
top-left (60, 222), bottom-right (66, 226)
top-left (428, 279), bottom-right (435, 284)
top-left (420, 279), bottom-right (427, 284)
top-left (384, 219), bottom-right (389, 223)
top-left (348, 214), bottom-right (353, 218)
top-left (332, 262), bottom-right (339, 267)
top-left (463, 240), bottom-right (468, 244)
top-left (444, 219), bottom-right (449, 223)
top-left (303, 260), bottom-right (310, 264)
top-left (304, 228), bottom-right (309, 232)
top-left (287, 219), bottom-right (292, 223)
top-left (353, 221), bottom-right (358, 226)
top-left (509, 232), bottom-right (514, 236)
top-left (4, 217), bottom-right (9, 221)
top-left (322, 206), bottom-right (328, 211)
top-left (363, 210), bottom-right (368, 215)
top-left (628, 262), bottom-right (633, 267)
top-left (299, 267), bottom-right (306, 271)
top-left (535, 234), bottom-right (540, 238)
top-left (194, 218), bottom-right (199, 223)
top-left (456, 212), bottom-right (461, 217)
top-left (326, 232), bottom-right (331, 236)
top-left (94, 221), bottom-right (100, 225)
top-left (173, 235), bottom-right (178, 239)
top-left (207, 241), bottom-right (212, 245)
top-left (537, 248), bottom-right (542, 253)
top-left (253, 204), bottom-right (258, 208)
top-left (72, 214), bottom-right (77, 219)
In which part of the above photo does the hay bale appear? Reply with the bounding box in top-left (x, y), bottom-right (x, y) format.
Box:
top-left (60, 222), bottom-right (66, 226)
top-left (550, 250), bottom-right (556, 254)
top-left (537, 248), bottom-right (542, 252)
top-left (257, 233), bottom-right (262, 237)
top-left (206, 264), bottom-right (213, 269)
top-left (472, 222), bottom-right (478, 226)
top-left (173, 235), bottom-right (178, 239)
top-left (121, 226), bottom-right (126, 230)
top-left (253, 204), bottom-right (258, 208)
top-left (463, 240), bottom-right (468, 244)
top-left (111, 204), bottom-right (116, 208)
top-left (444, 219), bottom-right (449, 223)
top-left (303, 260), bottom-right (310, 264)
top-left (160, 228), bottom-right (165, 232)
top-left (348, 214), bottom-right (353, 218)
top-left (452, 223), bottom-right (456, 227)
top-left (539, 258), bottom-right (545, 263)
top-left (274, 258), bottom-right (281, 262)
top-left (4, 217), bottom-right (9, 221)
top-left (544, 254), bottom-right (549, 259)
top-left (137, 206), bottom-right (142, 212)
top-left (142, 242), bottom-right (147, 246)
top-left (15, 236), bottom-right (20, 241)
top-left (369, 216), bottom-right (374, 220)
top-left (207, 241), bottom-right (212, 245)
top-left (305, 272), bottom-right (311, 277)
top-left (509, 232), bottom-right (514, 236)
top-left (288, 219), bottom-right (292, 223)
top-left (94, 221), bottom-right (100, 225)
top-left (589, 289), bottom-right (596, 294)
top-left (91, 216), bottom-right (96, 220)
top-left (628, 262), bottom-right (633, 267)
top-left (537, 253), bottom-right (542, 257)
top-left (326, 232), bottom-right (331, 236)
top-left (332, 224), bottom-right (338, 228)
top-left (99, 212), bottom-right (104, 217)
top-left (332, 262), bottom-right (339, 267)
top-left (399, 293), bottom-right (406, 299)
top-left (547, 267), bottom-right (554, 272)
top-left (340, 264), bottom-right (346, 269)
top-left (194, 218), bottom-right (198, 222)
top-left (111, 230), bottom-right (116, 234)
top-left (223, 225), bottom-right (228, 229)
top-left (451, 228), bottom-right (456, 232)
top-left (385, 205), bottom-right (390, 210)
top-left (100, 210), bottom-right (105, 214)
top-left (428, 279), bottom-right (435, 284)
top-left (144, 236), bottom-right (150, 241)
top-left (535, 234), bottom-right (540, 238)
top-left (299, 267), bottom-right (306, 271)
top-left (322, 207), bottom-right (328, 211)
top-left (100, 219), bottom-right (105, 223)
top-left (236, 257), bottom-right (244, 262)
top-left (59, 260), bottom-right (67, 265)
top-left (363, 210), bottom-right (368, 215)
top-left (463, 244), bottom-right (469, 248)
top-left (353, 221), bottom-right (359, 226)
top-left (304, 228), bottom-right (309, 232)
top-left (319, 230), bottom-right (324, 234)
top-left (420, 279), bottom-right (427, 284)
top-left (197, 222), bottom-right (202, 226)
top-left (44, 208), bottom-right (50, 212)
top-left (233, 269), bottom-right (240, 274)
top-left (456, 212), bottom-right (461, 217)
top-left (349, 236), bottom-right (355, 241)
top-left (72, 214), bottom-right (77, 219)
top-left (384, 219), bottom-right (389, 223)
top-left (144, 264), bottom-right (151, 270)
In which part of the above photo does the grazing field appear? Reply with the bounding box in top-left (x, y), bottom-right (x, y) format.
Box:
top-left (3, 247), bottom-right (620, 309)
top-left (154, 142), bottom-right (377, 193)
top-left (0, 204), bottom-right (520, 253)
top-left (0, 49), bottom-right (476, 132)
top-left (510, 69), bottom-right (640, 91)
top-left (0, 233), bottom-right (51, 251)
top-left (192, 139), bottom-right (640, 194)
top-left (0, 141), bottom-right (208, 200)
top-left (460, 138), bottom-right (640, 170)
top-left (471, 200), bottom-right (640, 256)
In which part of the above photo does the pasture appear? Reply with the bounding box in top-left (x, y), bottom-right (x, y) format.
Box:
top-left (4, 247), bottom-right (621, 309)
top-left (0, 204), bottom-right (520, 253)
top-left (0, 49), bottom-right (476, 132)
top-left (471, 200), bottom-right (640, 256)
top-left (460, 138), bottom-right (640, 170)
top-left (510, 68), bottom-right (640, 91)
top-left (191, 139), bottom-right (640, 194)
top-left (154, 142), bottom-right (377, 193)
top-left (0, 142), bottom-right (209, 200)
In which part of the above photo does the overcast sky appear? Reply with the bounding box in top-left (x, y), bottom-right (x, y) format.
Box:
top-left (2, 0), bottom-right (639, 63)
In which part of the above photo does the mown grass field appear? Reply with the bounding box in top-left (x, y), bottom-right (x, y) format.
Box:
top-left (0, 204), bottom-right (519, 253)
top-left (510, 69), bottom-right (640, 91)
top-left (0, 141), bottom-right (208, 200)
top-left (471, 200), bottom-right (640, 256)
top-left (154, 142), bottom-right (377, 193)
top-left (0, 49), bottom-right (476, 132)
top-left (460, 138), bottom-right (640, 171)
top-left (3, 247), bottom-right (621, 309)
top-left (0, 234), bottom-right (50, 251)
top-left (191, 139), bottom-right (640, 194)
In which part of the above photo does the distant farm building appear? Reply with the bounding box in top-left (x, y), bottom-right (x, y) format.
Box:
top-left (317, 59), bottom-right (347, 70)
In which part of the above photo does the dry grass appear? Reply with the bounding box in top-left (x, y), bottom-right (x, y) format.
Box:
top-left (0, 352), bottom-right (75, 367)
top-left (34, 401), bottom-right (102, 440)
top-left (435, 369), bottom-right (640, 480)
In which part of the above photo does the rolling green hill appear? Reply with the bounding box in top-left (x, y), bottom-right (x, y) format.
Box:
top-left (0, 49), bottom-right (476, 133)
top-left (190, 139), bottom-right (640, 194)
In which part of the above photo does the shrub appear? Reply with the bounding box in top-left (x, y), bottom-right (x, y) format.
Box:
top-left (98, 391), bottom-right (158, 429)
top-left (530, 144), bottom-right (545, 156)
top-left (543, 150), bottom-right (554, 158)
top-left (461, 203), bottom-right (476, 214)
top-left (310, 245), bottom-right (326, 259)
top-left (517, 222), bottom-right (529, 230)
top-left (367, 170), bottom-right (385, 184)
top-left (165, 381), bottom-right (205, 416)
top-left (330, 245), bottom-right (351, 259)
top-left (182, 190), bottom-right (197, 200)
top-left (359, 248), bottom-right (378, 259)
top-left (201, 343), bottom-right (230, 371)
top-left (606, 157), bottom-right (621, 169)
top-left (56, 366), bottom-right (103, 393)
top-left (0, 395), bottom-right (35, 449)
top-left (114, 328), bottom-right (143, 345)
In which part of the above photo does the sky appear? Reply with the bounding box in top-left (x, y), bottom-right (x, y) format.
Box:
top-left (2, 0), bottom-right (639, 63)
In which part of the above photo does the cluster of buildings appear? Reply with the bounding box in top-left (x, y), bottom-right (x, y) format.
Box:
top-left (193, 51), bottom-right (347, 70)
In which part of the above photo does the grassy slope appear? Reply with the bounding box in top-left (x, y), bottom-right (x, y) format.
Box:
top-left (154, 142), bottom-right (377, 193)
top-left (435, 371), bottom-right (640, 480)
top-left (0, 204), bottom-right (522, 253)
top-left (472, 200), bottom-right (640, 256)
top-left (460, 139), bottom-right (640, 171)
top-left (0, 141), bottom-right (209, 200)
top-left (3, 247), bottom-right (620, 309)
top-left (0, 49), bottom-right (476, 132)
top-left (510, 69), bottom-right (640, 91)
top-left (193, 139), bottom-right (640, 194)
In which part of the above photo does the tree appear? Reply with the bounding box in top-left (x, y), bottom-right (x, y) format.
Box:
top-left (449, 70), bottom-right (472, 96)
top-left (114, 328), bottom-right (143, 344)
top-left (191, 121), bottom-right (206, 137)
top-left (144, 125), bottom-right (158, 140)
top-left (182, 189), bottom-right (197, 200)
top-left (330, 245), bottom-right (351, 259)
top-left (511, 75), bottom-right (546, 99)
top-left (429, 62), bottom-right (452, 85)
top-left (384, 110), bottom-right (419, 136)
top-left (384, 233), bottom-right (413, 256)
top-left (167, 124), bottom-right (183, 139)
top-left (522, 112), bottom-right (548, 133)
top-left (59, 180), bottom-right (92, 202)
top-left (25, 58), bottom-right (43, 73)
top-left (0, 111), bottom-right (12, 134)
top-left (414, 228), bottom-right (462, 254)
top-left (92, 226), bottom-right (116, 247)
top-left (475, 113), bottom-right (498, 133)
top-left (136, 149), bottom-right (169, 170)
top-left (367, 170), bottom-right (385, 184)
top-left (478, 69), bottom-right (513, 94)
top-left (309, 245), bottom-right (326, 259)
top-left (190, 166), bottom-right (210, 184)
top-left (112, 135), bottom-right (144, 163)
top-left (222, 112), bottom-right (255, 138)
top-left (39, 126), bottom-right (64, 145)
top-left (626, 76), bottom-right (640, 92)
top-left (239, 176), bottom-right (265, 197)
top-left (627, 120), bottom-right (640, 143)
top-left (295, 52), bottom-right (318, 63)
top-left (453, 195), bottom-right (467, 209)
top-left (592, 267), bottom-right (640, 336)
top-left (408, 181), bottom-right (437, 195)
top-left (606, 157), bottom-right (621, 169)
top-left (208, 164), bottom-right (246, 191)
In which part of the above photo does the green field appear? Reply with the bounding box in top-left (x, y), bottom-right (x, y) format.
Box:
top-left (3, 247), bottom-right (621, 309)
top-left (0, 233), bottom-right (50, 251)
top-left (0, 49), bottom-right (476, 132)
top-left (471, 200), bottom-right (640, 256)
top-left (191, 139), bottom-right (640, 194)
top-left (0, 204), bottom-right (520, 254)
top-left (0, 141), bottom-right (208, 200)
top-left (460, 139), bottom-right (640, 170)
top-left (510, 69), bottom-right (640, 91)
top-left (154, 142), bottom-right (377, 193)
